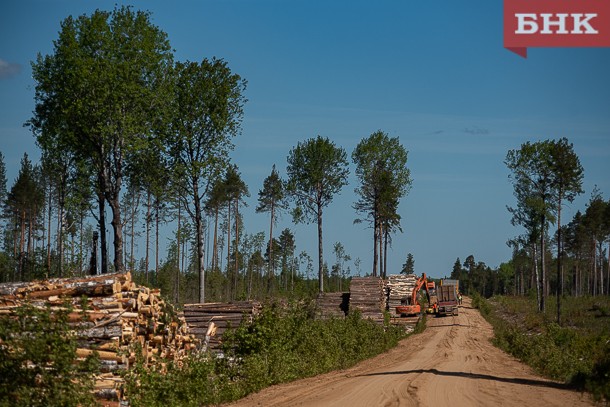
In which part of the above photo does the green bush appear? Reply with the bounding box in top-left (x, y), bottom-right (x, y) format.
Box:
top-left (476, 295), bottom-right (610, 403)
top-left (221, 301), bottom-right (406, 391)
top-left (0, 304), bottom-right (99, 407)
top-left (124, 300), bottom-right (410, 406)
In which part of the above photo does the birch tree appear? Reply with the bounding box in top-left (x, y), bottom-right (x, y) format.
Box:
top-left (30, 6), bottom-right (173, 274)
top-left (286, 136), bottom-right (349, 293)
top-left (168, 59), bottom-right (246, 303)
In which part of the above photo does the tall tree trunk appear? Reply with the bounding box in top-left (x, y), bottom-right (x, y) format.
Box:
top-left (268, 201), bottom-right (275, 293)
top-left (79, 216), bottom-right (84, 275)
top-left (97, 190), bottom-right (108, 274)
top-left (317, 204), bottom-right (324, 293)
top-left (226, 201), bottom-right (232, 299)
top-left (576, 261), bottom-right (580, 297)
top-left (593, 239), bottom-right (597, 296)
top-left (101, 151), bottom-right (125, 275)
top-left (383, 224), bottom-right (389, 279)
top-left (155, 202), bottom-right (160, 276)
top-left (540, 216), bottom-right (546, 313)
top-left (235, 199), bottom-right (239, 298)
top-left (176, 203), bottom-right (181, 305)
top-left (46, 184), bottom-right (52, 276)
top-left (599, 240), bottom-right (604, 295)
top-left (573, 263), bottom-right (577, 297)
top-left (248, 259), bottom-right (253, 300)
top-left (197, 211), bottom-right (205, 303)
top-left (192, 180), bottom-right (205, 304)
top-left (57, 184), bottom-right (65, 277)
top-left (378, 223), bottom-right (383, 279)
top-left (145, 191), bottom-right (151, 282)
top-left (109, 200), bottom-right (124, 274)
top-left (129, 191), bottom-right (138, 272)
top-left (27, 212), bottom-right (33, 280)
top-left (372, 216), bottom-right (378, 278)
top-left (556, 198), bottom-right (562, 324)
top-left (212, 207), bottom-right (219, 271)
top-left (520, 264), bottom-right (525, 296)
top-left (19, 210), bottom-right (25, 281)
top-left (607, 242), bottom-right (610, 296)
top-left (533, 242), bottom-right (541, 311)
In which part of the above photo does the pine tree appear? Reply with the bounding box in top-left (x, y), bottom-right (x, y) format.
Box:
top-left (401, 253), bottom-right (415, 275)
top-left (256, 164), bottom-right (287, 293)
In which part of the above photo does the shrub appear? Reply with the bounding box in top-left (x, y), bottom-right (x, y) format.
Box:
top-left (476, 295), bottom-right (610, 403)
top-left (0, 304), bottom-right (99, 407)
top-left (124, 300), bottom-right (410, 406)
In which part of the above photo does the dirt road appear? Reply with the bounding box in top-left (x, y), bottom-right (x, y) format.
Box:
top-left (225, 298), bottom-right (595, 407)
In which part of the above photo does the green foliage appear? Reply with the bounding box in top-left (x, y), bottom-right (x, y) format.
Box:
top-left (352, 130), bottom-right (412, 222)
top-left (475, 295), bottom-right (610, 402)
top-left (352, 131), bottom-right (412, 278)
top-left (123, 347), bottom-right (222, 407)
top-left (286, 136), bottom-right (349, 223)
top-left (286, 135), bottom-right (349, 292)
top-left (221, 301), bottom-right (405, 388)
top-left (401, 253), bottom-right (415, 275)
top-left (169, 58), bottom-right (247, 302)
top-left (0, 304), bottom-right (99, 407)
top-left (124, 301), bottom-right (409, 406)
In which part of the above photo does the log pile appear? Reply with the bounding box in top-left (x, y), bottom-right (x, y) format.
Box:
top-left (0, 272), bottom-right (197, 401)
top-left (182, 301), bottom-right (261, 351)
top-left (315, 292), bottom-right (349, 319)
top-left (348, 277), bottom-right (385, 323)
top-left (386, 273), bottom-right (418, 315)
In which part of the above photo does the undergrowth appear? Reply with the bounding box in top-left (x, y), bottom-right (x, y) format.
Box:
top-left (124, 300), bottom-right (410, 406)
top-left (0, 304), bottom-right (99, 407)
top-left (472, 293), bottom-right (610, 404)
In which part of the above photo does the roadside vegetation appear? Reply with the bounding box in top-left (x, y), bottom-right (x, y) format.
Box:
top-left (473, 293), bottom-right (610, 403)
top-left (123, 301), bottom-right (408, 406)
top-left (0, 305), bottom-right (99, 407)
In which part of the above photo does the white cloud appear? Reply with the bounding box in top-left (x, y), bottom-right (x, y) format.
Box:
top-left (0, 59), bottom-right (22, 79)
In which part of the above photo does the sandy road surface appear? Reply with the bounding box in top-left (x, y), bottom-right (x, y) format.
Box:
top-left (225, 298), bottom-right (595, 407)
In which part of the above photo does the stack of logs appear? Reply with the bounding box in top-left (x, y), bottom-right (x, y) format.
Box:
top-left (348, 277), bottom-right (386, 324)
top-left (315, 292), bottom-right (350, 319)
top-left (182, 301), bottom-right (261, 351)
top-left (386, 274), bottom-right (418, 315)
top-left (0, 272), bottom-right (197, 401)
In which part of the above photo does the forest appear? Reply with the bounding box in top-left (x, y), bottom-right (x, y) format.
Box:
top-left (0, 6), bottom-right (609, 316)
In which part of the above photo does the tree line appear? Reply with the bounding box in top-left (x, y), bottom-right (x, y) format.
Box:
top-left (0, 7), bottom-right (413, 304)
top-left (3, 7), bottom-right (605, 314)
top-left (447, 138), bottom-right (609, 325)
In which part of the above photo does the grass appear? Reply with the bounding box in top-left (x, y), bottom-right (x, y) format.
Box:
top-left (473, 293), bottom-right (610, 403)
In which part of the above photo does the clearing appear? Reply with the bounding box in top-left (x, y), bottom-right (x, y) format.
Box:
top-left (224, 297), bottom-right (595, 407)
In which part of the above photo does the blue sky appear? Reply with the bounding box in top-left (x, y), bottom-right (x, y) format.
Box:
top-left (1, 1), bottom-right (609, 279)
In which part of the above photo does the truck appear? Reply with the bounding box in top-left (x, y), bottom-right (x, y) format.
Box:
top-left (435, 283), bottom-right (459, 316)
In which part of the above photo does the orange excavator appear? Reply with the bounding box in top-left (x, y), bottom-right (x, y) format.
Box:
top-left (395, 273), bottom-right (432, 316)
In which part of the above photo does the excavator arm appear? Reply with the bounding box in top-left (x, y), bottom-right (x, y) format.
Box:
top-left (396, 273), bottom-right (430, 316)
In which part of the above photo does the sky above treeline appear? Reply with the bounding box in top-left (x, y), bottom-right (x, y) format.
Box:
top-left (1, 1), bottom-right (609, 279)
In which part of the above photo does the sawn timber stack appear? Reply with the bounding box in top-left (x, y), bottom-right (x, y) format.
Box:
top-left (315, 292), bottom-right (349, 319)
top-left (348, 277), bottom-right (386, 324)
top-left (182, 301), bottom-right (261, 351)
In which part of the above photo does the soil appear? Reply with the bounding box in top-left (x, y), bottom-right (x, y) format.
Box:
top-left (223, 297), bottom-right (595, 407)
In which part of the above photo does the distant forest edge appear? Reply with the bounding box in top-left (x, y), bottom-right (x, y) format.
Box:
top-left (0, 7), bottom-right (608, 319)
